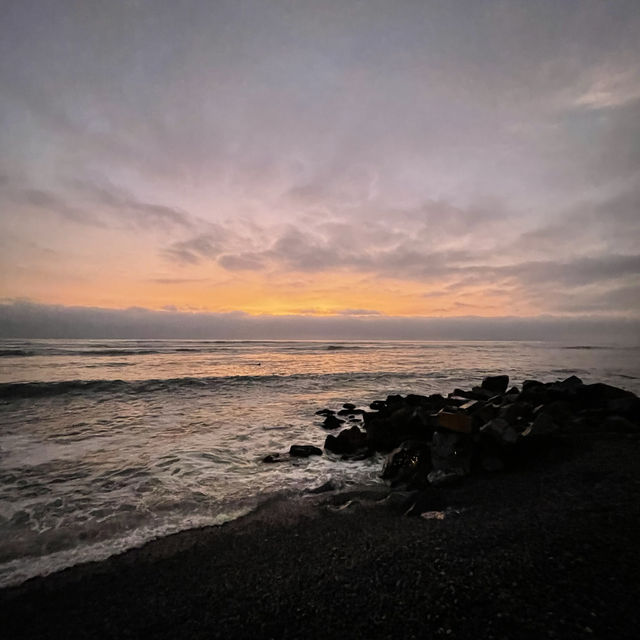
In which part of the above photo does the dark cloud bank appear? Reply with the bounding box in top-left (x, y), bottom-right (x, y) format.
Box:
top-left (1, 302), bottom-right (638, 343)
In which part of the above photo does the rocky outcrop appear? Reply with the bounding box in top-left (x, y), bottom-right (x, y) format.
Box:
top-left (324, 425), bottom-right (368, 457)
top-left (310, 374), bottom-right (639, 491)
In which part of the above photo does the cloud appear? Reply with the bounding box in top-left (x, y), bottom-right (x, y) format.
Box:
top-left (70, 180), bottom-right (196, 230)
top-left (161, 234), bottom-right (226, 265)
top-left (1, 300), bottom-right (638, 342)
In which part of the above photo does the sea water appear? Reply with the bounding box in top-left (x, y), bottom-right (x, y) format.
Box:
top-left (1, 339), bottom-right (639, 588)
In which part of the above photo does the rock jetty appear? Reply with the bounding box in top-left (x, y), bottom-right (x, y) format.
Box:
top-left (280, 374), bottom-right (639, 495)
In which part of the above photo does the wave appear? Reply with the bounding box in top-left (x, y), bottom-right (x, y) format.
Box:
top-left (0, 350), bottom-right (35, 357)
top-left (562, 345), bottom-right (610, 350)
top-left (0, 370), bottom-right (450, 400)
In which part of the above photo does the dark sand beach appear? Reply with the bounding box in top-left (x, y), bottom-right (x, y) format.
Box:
top-left (2, 431), bottom-right (639, 640)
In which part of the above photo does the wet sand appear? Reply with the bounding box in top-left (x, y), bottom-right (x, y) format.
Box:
top-left (2, 432), bottom-right (640, 639)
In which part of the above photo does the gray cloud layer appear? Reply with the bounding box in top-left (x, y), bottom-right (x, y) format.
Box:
top-left (1, 301), bottom-right (638, 342)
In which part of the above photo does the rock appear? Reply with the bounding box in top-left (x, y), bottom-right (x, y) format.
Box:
top-left (480, 418), bottom-right (519, 444)
top-left (602, 416), bottom-right (639, 433)
top-left (363, 405), bottom-right (433, 452)
top-left (405, 394), bottom-right (429, 406)
top-left (560, 375), bottom-right (583, 387)
top-left (459, 400), bottom-right (480, 412)
top-left (435, 412), bottom-right (473, 434)
top-left (431, 431), bottom-right (472, 476)
top-left (576, 383), bottom-right (637, 409)
top-left (322, 414), bottom-right (344, 430)
top-left (289, 445), bottom-right (323, 457)
top-left (342, 403), bottom-right (356, 410)
top-left (452, 388), bottom-right (487, 400)
top-left (381, 440), bottom-right (431, 489)
top-left (386, 394), bottom-right (404, 406)
top-left (427, 469), bottom-right (464, 486)
top-left (507, 386), bottom-right (520, 395)
top-left (481, 375), bottom-right (510, 394)
top-left (521, 413), bottom-right (558, 437)
top-left (607, 395), bottom-right (640, 421)
top-left (369, 400), bottom-right (386, 411)
top-left (471, 402), bottom-right (499, 426)
top-left (471, 386), bottom-right (496, 400)
top-left (324, 425), bottom-right (368, 456)
top-left (426, 394), bottom-right (449, 410)
top-left (262, 453), bottom-right (287, 463)
top-left (522, 379), bottom-right (544, 392)
top-left (315, 408), bottom-right (335, 416)
top-left (498, 401), bottom-right (533, 425)
top-left (337, 407), bottom-right (366, 416)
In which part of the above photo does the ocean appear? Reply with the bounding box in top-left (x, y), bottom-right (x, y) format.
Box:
top-left (1, 338), bottom-right (639, 588)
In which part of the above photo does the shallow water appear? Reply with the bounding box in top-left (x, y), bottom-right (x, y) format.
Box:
top-left (1, 339), bottom-right (638, 587)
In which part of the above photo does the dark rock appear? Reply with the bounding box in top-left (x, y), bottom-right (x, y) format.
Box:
top-left (471, 385), bottom-right (497, 400)
top-left (405, 394), bottom-right (429, 407)
top-left (507, 386), bottom-right (520, 395)
top-left (315, 408), bottom-right (335, 416)
top-left (431, 431), bottom-right (472, 476)
top-left (337, 407), bottom-right (366, 416)
top-left (322, 414), bottom-right (344, 430)
top-left (445, 396), bottom-right (469, 407)
top-left (521, 413), bottom-right (558, 437)
top-left (369, 400), bottom-right (386, 411)
top-left (522, 379), bottom-right (544, 392)
top-left (480, 418), bottom-right (518, 444)
top-left (262, 453), bottom-right (287, 463)
top-left (342, 403), bottom-right (356, 410)
top-left (576, 383), bottom-right (637, 409)
top-left (289, 445), bottom-right (323, 458)
top-left (498, 401), bottom-right (534, 425)
top-left (381, 440), bottom-right (431, 489)
top-left (324, 425), bottom-right (368, 456)
top-left (481, 374), bottom-right (510, 394)
top-left (607, 395), bottom-right (640, 422)
top-left (452, 388), bottom-right (485, 400)
top-left (470, 402), bottom-right (499, 427)
top-left (386, 394), bottom-right (404, 406)
top-left (426, 394), bottom-right (449, 409)
top-left (427, 469), bottom-right (465, 486)
top-left (364, 405), bottom-right (432, 452)
top-left (602, 416), bottom-right (640, 433)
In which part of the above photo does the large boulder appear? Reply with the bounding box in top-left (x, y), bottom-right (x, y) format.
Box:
top-left (322, 414), bottom-right (344, 430)
top-left (289, 445), bottom-right (323, 457)
top-left (481, 375), bottom-right (510, 394)
top-left (363, 405), bottom-right (432, 452)
top-left (480, 418), bottom-right (519, 444)
top-left (324, 425), bottom-right (368, 456)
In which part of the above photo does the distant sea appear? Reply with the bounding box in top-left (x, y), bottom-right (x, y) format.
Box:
top-left (1, 338), bottom-right (639, 588)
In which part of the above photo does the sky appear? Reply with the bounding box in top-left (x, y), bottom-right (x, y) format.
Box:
top-left (1, 0), bottom-right (639, 339)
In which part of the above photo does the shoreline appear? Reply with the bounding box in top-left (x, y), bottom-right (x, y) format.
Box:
top-left (2, 431), bottom-right (640, 639)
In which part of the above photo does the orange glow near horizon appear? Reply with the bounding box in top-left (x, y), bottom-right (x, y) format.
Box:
top-left (2, 265), bottom-right (521, 318)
